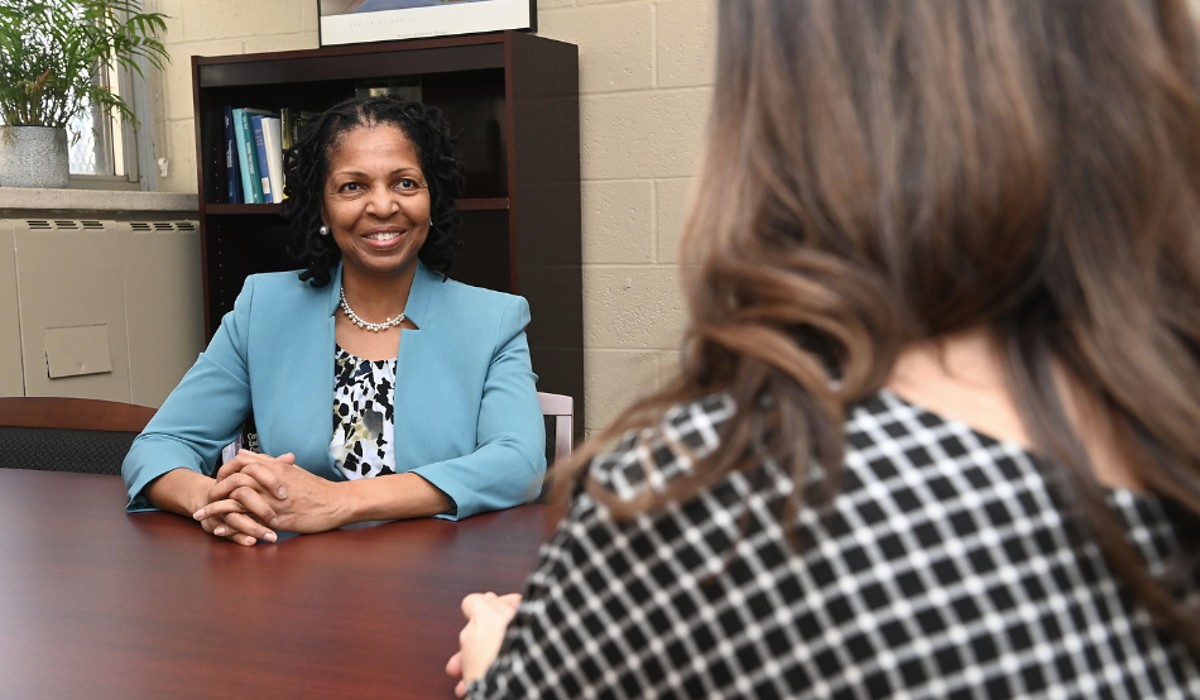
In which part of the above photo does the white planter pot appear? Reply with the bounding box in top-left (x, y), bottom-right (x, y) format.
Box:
top-left (0, 126), bottom-right (70, 188)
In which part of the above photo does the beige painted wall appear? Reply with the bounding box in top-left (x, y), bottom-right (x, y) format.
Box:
top-left (153, 0), bottom-right (716, 434)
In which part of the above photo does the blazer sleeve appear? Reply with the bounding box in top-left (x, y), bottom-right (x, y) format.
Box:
top-left (408, 296), bottom-right (547, 519)
top-left (120, 279), bottom-right (256, 511)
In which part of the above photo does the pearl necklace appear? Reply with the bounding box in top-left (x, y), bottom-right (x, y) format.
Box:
top-left (339, 287), bottom-right (406, 332)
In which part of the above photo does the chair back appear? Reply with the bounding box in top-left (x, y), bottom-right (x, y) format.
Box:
top-left (0, 396), bottom-right (157, 475)
top-left (536, 391), bottom-right (574, 504)
top-left (537, 391), bottom-right (574, 466)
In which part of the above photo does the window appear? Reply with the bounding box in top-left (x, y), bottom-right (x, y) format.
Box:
top-left (0, 0), bottom-right (166, 190)
top-left (68, 40), bottom-right (159, 190)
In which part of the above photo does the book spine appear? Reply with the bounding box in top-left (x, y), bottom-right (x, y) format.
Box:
top-left (222, 106), bottom-right (242, 204)
top-left (232, 108), bottom-right (260, 204)
top-left (232, 108), bottom-right (264, 202)
top-left (251, 115), bottom-right (273, 203)
top-left (280, 107), bottom-right (294, 151)
top-left (261, 116), bottom-right (285, 204)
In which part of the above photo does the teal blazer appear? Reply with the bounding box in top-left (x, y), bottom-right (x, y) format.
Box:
top-left (122, 262), bottom-right (546, 520)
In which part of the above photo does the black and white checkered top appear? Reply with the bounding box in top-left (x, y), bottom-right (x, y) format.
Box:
top-left (472, 389), bottom-right (1199, 699)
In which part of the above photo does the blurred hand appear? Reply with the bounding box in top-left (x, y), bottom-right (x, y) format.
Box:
top-left (447, 592), bottom-right (522, 697)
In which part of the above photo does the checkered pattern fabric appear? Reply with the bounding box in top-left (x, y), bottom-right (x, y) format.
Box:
top-left (472, 390), bottom-right (1199, 699)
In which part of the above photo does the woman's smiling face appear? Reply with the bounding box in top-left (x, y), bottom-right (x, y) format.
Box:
top-left (322, 124), bottom-right (431, 282)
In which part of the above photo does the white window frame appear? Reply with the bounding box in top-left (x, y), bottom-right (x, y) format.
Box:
top-left (67, 16), bottom-right (160, 191)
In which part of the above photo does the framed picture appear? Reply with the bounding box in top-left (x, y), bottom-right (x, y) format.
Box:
top-left (319, 0), bottom-right (536, 47)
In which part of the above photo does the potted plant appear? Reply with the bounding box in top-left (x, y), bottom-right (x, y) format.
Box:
top-left (0, 0), bottom-right (168, 188)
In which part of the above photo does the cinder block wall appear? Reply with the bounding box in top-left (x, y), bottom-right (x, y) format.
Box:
top-left (154, 0), bottom-right (716, 435)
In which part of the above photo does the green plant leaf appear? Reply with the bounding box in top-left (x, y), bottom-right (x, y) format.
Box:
top-left (0, 0), bottom-right (171, 129)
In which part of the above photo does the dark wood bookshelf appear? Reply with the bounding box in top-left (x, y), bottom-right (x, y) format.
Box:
top-left (191, 31), bottom-right (582, 433)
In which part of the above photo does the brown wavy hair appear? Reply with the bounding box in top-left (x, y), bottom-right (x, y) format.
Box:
top-left (569, 0), bottom-right (1200, 654)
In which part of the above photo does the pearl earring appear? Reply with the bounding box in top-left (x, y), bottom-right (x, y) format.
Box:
top-left (318, 225), bottom-right (329, 237)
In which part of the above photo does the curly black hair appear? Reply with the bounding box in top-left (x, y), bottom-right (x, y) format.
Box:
top-left (280, 94), bottom-right (465, 287)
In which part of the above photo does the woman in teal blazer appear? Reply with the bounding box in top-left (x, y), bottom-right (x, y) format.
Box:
top-left (123, 96), bottom-right (545, 544)
top-left (123, 261), bottom-right (546, 517)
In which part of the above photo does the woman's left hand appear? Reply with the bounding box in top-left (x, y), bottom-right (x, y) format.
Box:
top-left (197, 450), bottom-right (349, 534)
top-left (446, 592), bottom-right (522, 697)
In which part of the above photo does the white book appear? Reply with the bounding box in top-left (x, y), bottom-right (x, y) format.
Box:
top-left (261, 116), bottom-right (285, 204)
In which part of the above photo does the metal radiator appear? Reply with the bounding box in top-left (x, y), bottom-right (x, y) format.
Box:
top-left (0, 217), bottom-right (204, 405)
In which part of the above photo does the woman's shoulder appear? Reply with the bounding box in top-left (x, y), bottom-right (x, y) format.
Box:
top-left (582, 388), bottom-right (950, 504)
top-left (587, 392), bottom-right (737, 502)
top-left (436, 275), bottom-right (527, 308)
top-left (421, 274), bottom-right (530, 329)
top-left (230, 269), bottom-right (313, 302)
top-left (241, 269), bottom-right (310, 292)
top-left (224, 271), bottom-right (333, 330)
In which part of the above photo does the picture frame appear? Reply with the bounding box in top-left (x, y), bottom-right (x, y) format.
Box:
top-left (318, 0), bottom-right (537, 47)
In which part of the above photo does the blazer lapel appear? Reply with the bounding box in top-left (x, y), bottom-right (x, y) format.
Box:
top-left (258, 265), bottom-right (341, 477)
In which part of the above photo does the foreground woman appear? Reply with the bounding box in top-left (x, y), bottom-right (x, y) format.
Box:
top-left (451, 0), bottom-right (1200, 696)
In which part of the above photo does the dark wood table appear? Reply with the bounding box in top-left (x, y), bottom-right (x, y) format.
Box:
top-left (0, 469), bottom-right (557, 699)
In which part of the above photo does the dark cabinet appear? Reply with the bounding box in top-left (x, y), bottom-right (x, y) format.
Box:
top-left (191, 31), bottom-right (582, 432)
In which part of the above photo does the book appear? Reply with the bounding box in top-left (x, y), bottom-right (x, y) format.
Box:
top-left (280, 107), bottom-right (295, 151)
top-left (251, 114), bottom-right (275, 204)
top-left (232, 107), bottom-right (274, 204)
top-left (260, 116), bottom-right (285, 204)
top-left (222, 106), bottom-right (242, 204)
top-left (280, 107), bottom-right (320, 151)
top-left (354, 78), bottom-right (422, 103)
top-left (279, 108), bottom-right (320, 200)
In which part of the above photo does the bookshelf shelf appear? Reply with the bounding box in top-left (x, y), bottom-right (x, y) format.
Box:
top-left (191, 32), bottom-right (582, 430)
top-left (204, 203), bottom-right (280, 215)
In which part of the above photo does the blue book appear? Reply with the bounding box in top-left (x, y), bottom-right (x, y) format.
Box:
top-left (232, 107), bottom-right (274, 204)
top-left (222, 106), bottom-right (242, 204)
top-left (251, 114), bottom-right (275, 204)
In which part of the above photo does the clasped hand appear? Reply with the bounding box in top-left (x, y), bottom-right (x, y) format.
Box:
top-left (191, 449), bottom-right (346, 546)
